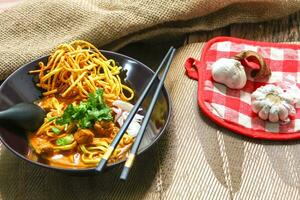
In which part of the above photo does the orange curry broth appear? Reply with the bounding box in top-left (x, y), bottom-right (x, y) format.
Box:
top-left (26, 95), bottom-right (121, 169)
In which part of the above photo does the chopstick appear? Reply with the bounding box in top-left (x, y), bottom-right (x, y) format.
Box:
top-left (95, 47), bottom-right (176, 172)
top-left (120, 48), bottom-right (176, 180)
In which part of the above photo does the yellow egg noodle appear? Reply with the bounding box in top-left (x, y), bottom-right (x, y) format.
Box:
top-left (28, 40), bottom-right (135, 168)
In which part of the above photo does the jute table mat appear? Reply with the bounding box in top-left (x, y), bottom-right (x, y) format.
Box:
top-left (1, 42), bottom-right (300, 199)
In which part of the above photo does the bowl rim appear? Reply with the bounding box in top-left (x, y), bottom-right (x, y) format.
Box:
top-left (0, 50), bottom-right (172, 173)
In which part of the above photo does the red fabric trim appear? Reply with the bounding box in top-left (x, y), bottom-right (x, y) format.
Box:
top-left (187, 36), bottom-right (300, 140)
top-left (184, 57), bottom-right (199, 80)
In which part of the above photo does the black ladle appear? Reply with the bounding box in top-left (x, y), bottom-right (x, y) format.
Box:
top-left (0, 103), bottom-right (45, 132)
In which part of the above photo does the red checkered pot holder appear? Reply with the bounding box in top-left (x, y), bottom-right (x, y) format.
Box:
top-left (185, 37), bottom-right (300, 140)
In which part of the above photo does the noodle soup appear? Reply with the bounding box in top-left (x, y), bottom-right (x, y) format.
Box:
top-left (28, 40), bottom-right (143, 168)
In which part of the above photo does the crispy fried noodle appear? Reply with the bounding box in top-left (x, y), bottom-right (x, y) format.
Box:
top-left (28, 40), bottom-right (139, 168)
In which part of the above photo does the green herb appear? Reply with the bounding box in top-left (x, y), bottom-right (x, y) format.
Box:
top-left (48, 117), bottom-right (57, 122)
top-left (55, 134), bottom-right (74, 146)
top-left (51, 127), bottom-right (61, 134)
top-left (56, 89), bottom-right (113, 128)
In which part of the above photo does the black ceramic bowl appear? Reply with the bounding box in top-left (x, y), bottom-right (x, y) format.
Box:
top-left (0, 50), bottom-right (171, 173)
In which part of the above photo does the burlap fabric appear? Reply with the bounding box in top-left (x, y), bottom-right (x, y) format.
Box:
top-left (2, 1), bottom-right (300, 199)
top-left (2, 42), bottom-right (300, 199)
top-left (0, 0), bottom-right (300, 80)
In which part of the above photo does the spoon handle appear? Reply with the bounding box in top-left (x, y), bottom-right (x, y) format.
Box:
top-left (0, 106), bottom-right (21, 120)
top-left (0, 103), bottom-right (46, 131)
top-left (0, 109), bottom-right (10, 120)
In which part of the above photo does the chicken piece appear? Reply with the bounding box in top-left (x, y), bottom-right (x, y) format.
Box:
top-left (74, 129), bottom-right (94, 144)
top-left (30, 136), bottom-right (53, 154)
top-left (94, 121), bottom-right (115, 136)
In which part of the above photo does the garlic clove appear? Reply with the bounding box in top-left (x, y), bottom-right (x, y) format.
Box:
top-left (252, 100), bottom-right (264, 113)
top-left (258, 105), bottom-right (270, 120)
top-left (282, 101), bottom-right (295, 114)
top-left (278, 106), bottom-right (289, 121)
top-left (211, 58), bottom-right (247, 89)
top-left (269, 113), bottom-right (279, 123)
top-left (251, 90), bottom-right (266, 101)
top-left (280, 92), bottom-right (294, 105)
top-left (260, 84), bottom-right (279, 95)
top-left (269, 106), bottom-right (280, 122)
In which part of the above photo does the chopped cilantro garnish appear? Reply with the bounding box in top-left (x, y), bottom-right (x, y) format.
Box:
top-left (55, 134), bottom-right (74, 146)
top-left (56, 89), bottom-right (113, 128)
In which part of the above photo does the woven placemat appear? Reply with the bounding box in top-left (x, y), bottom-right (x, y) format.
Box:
top-left (1, 42), bottom-right (300, 199)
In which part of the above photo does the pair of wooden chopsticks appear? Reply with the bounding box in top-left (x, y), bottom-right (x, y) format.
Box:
top-left (95, 47), bottom-right (176, 180)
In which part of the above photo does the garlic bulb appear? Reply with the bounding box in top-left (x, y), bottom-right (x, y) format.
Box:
top-left (251, 84), bottom-right (295, 122)
top-left (211, 58), bottom-right (247, 89)
top-left (212, 51), bottom-right (271, 89)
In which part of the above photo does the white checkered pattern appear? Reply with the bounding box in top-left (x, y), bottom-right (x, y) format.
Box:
top-left (204, 40), bottom-right (300, 133)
